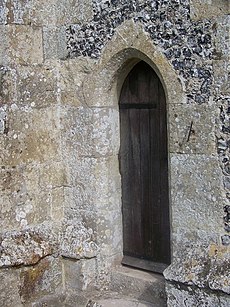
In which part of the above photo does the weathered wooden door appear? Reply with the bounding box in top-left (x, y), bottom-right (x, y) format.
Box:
top-left (119, 61), bottom-right (171, 273)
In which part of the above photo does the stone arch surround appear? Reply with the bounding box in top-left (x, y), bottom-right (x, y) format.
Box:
top-left (79, 21), bottom-right (186, 276)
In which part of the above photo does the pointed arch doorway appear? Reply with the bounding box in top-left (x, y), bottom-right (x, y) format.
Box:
top-left (119, 60), bottom-right (171, 273)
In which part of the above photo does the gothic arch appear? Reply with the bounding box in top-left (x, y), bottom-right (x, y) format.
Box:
top-left (82, 20), bottom-right (185, 269)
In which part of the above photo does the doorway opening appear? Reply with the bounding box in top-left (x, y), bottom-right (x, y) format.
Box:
top-left (119, 60), bottom-right (171, 273)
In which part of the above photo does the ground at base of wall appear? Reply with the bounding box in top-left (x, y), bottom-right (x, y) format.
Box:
top-left (32, 292), bottom-right (161, 307)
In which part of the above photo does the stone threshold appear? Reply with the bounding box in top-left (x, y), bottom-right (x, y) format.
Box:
top-left (108, 265), bottom-right (167, 306)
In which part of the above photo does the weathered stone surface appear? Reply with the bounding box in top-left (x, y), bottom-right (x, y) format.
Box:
top-left (64, 156), bottom-right (121, 215)
top-left (213, 60), bottom-right (230, 96)
top-left (63, 258), bottom-right (97, 291)
top-left (213, 15), bottom-right (230, 61)
top-left (59, 58), bottom-right (96, 106)
top-left (61, 107), bottom-right (119, 157)
top-left (61, 218), bottom-right (99, 259)
top-left (170, 154), bottom-right (224, 234)
top-left (0, 26), bottom-right (7, 65)
top-left (0, 269), bottom-right (22, 307)
top-left (0, 66), bottom-right (17, 104)
top-left (169, 104), bottom-right (216, 154)
top-left (0, 223), bottom-right (56, 267)
top-left (0, 107), bottom-right (7, 133)
top-left (6, 25), bottom-right (43, 64)
top-left (0, 0), bottom-right (57, 26)
top-left (57, 0), bottom-right (93, 25)
top-left (190, 0), bottom-right (229, 21)
top-left (30, 0), bottom-right (57, 26)
top-left (164, 243), bottom-right (230, 294)
top-left (111, 266), bottom-right (167, 305)
top-left (16, 64), bottom-right (57, 107)
top-left (165, 281), bottom-right (230, 307)
top-left (0, 0), bottom-right (7, 25)
top-left (0, 107), bottom-right (61, 166)
top-left (20, 256), bottom-right (62, 303)
top-left (43, 26), bottom-right (68, 60)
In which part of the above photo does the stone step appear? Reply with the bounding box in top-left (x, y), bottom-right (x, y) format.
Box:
top-left (109, 266), bottom-right (167, 306)
top-left (93, 294), bottom-right (159, 307)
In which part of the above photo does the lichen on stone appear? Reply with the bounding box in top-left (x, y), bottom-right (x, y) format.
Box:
top-left (0, 223), bottom-right (57, 267)
top-left (61, 219), bottom-right (99, 259)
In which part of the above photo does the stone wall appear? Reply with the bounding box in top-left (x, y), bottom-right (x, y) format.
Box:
top-left (0, 0), bottom-right (229, 306)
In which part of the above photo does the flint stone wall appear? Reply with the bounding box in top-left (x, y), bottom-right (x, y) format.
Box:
top-left (0, 0), bottom-right (229, 306)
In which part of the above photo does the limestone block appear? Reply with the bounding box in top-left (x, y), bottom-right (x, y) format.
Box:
top-left (16, 65), bottom-right (57, 108)
top-left (164, 242), bottom-right (230, 293)
top-left (169, 104), bottom-right (216, 154)
top-left (3, 0), bottom-right (57, 26)
top-left (60, 218), bottom-right (99, 259)
top-left (57, 0), bottom-right (93, 25)
top-left (20, 256), bottom-right (62, 304)
top-left (213, 60), bottom-right (230, 96)
top-left (0, 26), bottom-right (7, 65)
top-left (0, 107), bottom-right (6, 133)
top-left (190, 0), bottom-right (229, 21)
top-left (95, 254), bottom-right (120, 290)
top-left (51, 187), bottom-right (65, 221)
top-left (71, 208), bottom-right (122, 259)
top-left (43, 26), bottom-right (68, 60)
top-left (0, 1), bottom-right (7, 24)
top-left (64, 156), bottom-right (121, 215)
top-left (170, 154), bottom-right (224, 233)
top-left (0, 166), bottom-right (28, 230)
top-left (61, 106), bottom-right (119, 157)
top-left (30, 0), bottom-right (57, 26)
top-left (0, 0), bottom-right (58, 26)
top-left (0, 107), bottom-right (60, 165)
top-left (0, 164), bottom-right (54, 230)
top-left (61, 106), bottom-right (93, 156)
top-left (94, 209), bottom-right (123, 257)
top-left (4, 0), bottom-right (32, 24)
top-left (0, 66), bottom-right (17, 104)
top-left (207, 244), bottom-right (230, 294)
top-left (7, 25), bottom-right (43, 65)
top-left (92, 107), bottom-right (120, 156)
top-left (59, 58), bottom-right (96, 106)
top-left (0, 223), bottom-right (57, 267)
top-left (0, 269), bottom-right (22, 307)
top-left (63, 258), bottom-right (97, 291)
top-left (39, 162), bottom-right (67, 190)
top-left (213, 15), bottom-right (230, 60)
top-left (165, 281), bottom-right (229, 307)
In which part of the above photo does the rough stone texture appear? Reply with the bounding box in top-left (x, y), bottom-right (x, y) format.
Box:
top-left (111, 266), bottom-right (166, 305)
top-left (0, 223), bottom-right (56, 267)
top-left (0, 269), bottom-right (22, 307)
top-left (164, 243), bottom-right (230, 294)
top-left (63, 258), bottom-right (97, 292)
top-left (166, 282), bottom-right (230, 307)
top-left (19, 256), bottom-right (62, 304)
top-left (66, 0), bottom-right (214, 104)
top-left (0, 0), bottom-right (230, 306)
top-left (190, 0), bottom-right (230, 21)
top-left (61, 218), bottom-right (99, 259)
top-left (6, 25), bottom-right (43, 65)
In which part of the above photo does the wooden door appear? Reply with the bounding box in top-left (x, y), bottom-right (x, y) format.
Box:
top-left (119, 61), bottom-right (171, 273)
